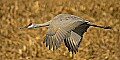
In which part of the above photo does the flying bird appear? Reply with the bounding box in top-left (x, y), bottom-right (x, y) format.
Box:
top-left (20, 14), bottom-right (111, 54)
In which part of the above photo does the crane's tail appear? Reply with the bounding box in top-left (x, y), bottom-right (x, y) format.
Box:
top-left (86, 22), bottom-right (112, 29)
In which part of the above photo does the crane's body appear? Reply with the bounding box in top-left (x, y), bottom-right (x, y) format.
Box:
top-left (20, 14), bottom-right (111, 54)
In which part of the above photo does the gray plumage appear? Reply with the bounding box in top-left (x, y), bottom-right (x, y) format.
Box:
top-left (20, 14), bottom-right (111, 54)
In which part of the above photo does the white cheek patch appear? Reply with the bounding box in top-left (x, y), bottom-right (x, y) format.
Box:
top-left (28, 24), bottom-right (34, 28)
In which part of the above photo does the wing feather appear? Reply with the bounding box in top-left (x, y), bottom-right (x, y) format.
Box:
top-left (64, 31), bottom-right (82, 54)
top-left (44, 28), bottom-right (71, 50)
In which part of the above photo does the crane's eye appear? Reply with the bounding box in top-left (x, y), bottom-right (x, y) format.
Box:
top-left (28, 23), bottom-right (32, 26)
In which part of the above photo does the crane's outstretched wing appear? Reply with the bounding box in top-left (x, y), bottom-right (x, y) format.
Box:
top-left (43, 14), bottom-right (86, 50)
top-left (43, 21), bottom-right (84, 50)
top-left (43, 28), bottom-right (70, 50)
top-left (64, 31), bottom-right (82, 54)
top-left (64, 23), bottom-right (90, 54)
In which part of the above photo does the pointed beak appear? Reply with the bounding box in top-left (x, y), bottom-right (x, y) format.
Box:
top-left (19, 26), bottom-right (28, 29)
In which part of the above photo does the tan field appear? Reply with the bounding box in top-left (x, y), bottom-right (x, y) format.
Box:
top-left (0, 0), bottom-right (120, 60)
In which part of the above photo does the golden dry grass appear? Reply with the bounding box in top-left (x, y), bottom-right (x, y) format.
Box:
top-left (0, 0), bottom-right (120, 60)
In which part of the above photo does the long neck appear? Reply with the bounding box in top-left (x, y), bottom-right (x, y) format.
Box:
top-left (33, 20), bottom-right (51, 28)
top-left (34, 23), bottom-right (49, 27)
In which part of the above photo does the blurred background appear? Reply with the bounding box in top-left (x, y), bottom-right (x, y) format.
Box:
top-left (0, 0), bottom-right (120, 60)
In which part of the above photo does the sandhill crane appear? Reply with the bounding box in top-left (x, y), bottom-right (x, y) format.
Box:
top-left (20, 14), bottom-right (111, 54)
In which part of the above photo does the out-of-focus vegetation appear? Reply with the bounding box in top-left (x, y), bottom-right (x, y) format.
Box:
top-left (0, 0), bottom-right (120, 60)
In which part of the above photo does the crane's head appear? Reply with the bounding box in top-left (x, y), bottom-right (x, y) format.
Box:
top-left (19, 23), bottom-right (35, 29)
